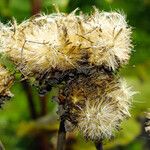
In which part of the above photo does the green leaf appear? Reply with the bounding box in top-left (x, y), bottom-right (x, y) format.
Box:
top-left (104, 118), bottom-right (141, 149)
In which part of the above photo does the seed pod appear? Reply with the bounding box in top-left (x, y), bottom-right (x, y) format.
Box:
top-left (57, 71), bottom-right (135, 141)
top-left (0, 64), bottom-right (14, 108)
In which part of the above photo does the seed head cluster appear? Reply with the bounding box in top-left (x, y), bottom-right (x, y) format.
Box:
top-left (0, 8), bottom-right (132, 90)
top-left (0, 8), bottom-right (134, 141)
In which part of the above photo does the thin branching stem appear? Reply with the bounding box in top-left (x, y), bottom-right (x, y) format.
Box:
top-left (57, 120), bottom-right (66, 150)
top-left (39, 95), bottom-right (47, 116)
top-left (0, 140), bottom-right (5, 150)
top-left (22, 81), bottom-right (37, 119)
top-left (95, 141), bottom-right (103, 150)
top-left (31, 0), bottom-right (42, 15)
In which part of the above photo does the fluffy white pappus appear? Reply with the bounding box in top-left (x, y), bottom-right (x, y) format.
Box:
top-left (107, 79), bottom-right (136, 117)
top-left (83, 9), bottom-right (132, 70)
top-left (0, 22), bottom-right (12, 53)
top-left (77, 78), bottom-right (134, 141)
top-left (3, 13), bottom-right (84, 77)
top-left (0, 8), bottom-right (133, 79)
top-left (1, 8), bottom-right (133, 82)
top-left (78, 100), bottom-right (121, 141)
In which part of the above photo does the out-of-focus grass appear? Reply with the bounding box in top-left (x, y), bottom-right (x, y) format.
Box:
top-left (0, 83), bottom-right (58, 149)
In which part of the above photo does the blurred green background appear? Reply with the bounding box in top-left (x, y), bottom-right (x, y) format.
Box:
top-left (0, 0), bottom-right (150, 150)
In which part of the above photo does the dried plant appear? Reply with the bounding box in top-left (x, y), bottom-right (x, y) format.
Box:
top-left (57, 70), bottom-right (134, 141)
top-left (82, 9), bottom-right (132, 70)
top-left (0, 8), bottom-right (134, 150)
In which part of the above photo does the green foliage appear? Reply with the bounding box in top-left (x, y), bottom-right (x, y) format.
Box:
top-left (104, 118), bottom-right (141, 149)
top-left (0, 53), bottom-right (16, 73)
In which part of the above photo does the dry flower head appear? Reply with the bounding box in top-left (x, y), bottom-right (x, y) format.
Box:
top-left (0, 8), bottom-right (132, 81)
top-left (58, 71), bottom-right (135, 141)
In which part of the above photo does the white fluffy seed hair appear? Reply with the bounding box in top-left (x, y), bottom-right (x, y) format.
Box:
top-left (83, 8), bottom-right (132, 70)
top-left (0, 8), bottom-right (132, 78)
top-left (78, 79), bottom-right (134, 141)
top-left (0, 12), bottom-right (85, 77)
top-left (145, 112), bottom-right (150, 133)
top-left (0, 64), bottom-right (14, 106)
top-left (0, 23), bottom-right (12, 53)
top-left (60, 73), bottom-right (135, 141)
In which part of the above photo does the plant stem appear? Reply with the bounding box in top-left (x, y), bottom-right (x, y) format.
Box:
top-left (36, 134), bottom-right (49, 150)
top-left (0, 140), bottom-right (5, 150)
top-left (38, 95), bottom-right (49, 150)
top-left (31, 0), bottom-right (42, 15)
top-left (95, 141), bottom-right (103, 150)
top-left (57, 120), bottom-right (66, 150)
top-left (22, 81), bottom-right (37, 119)
top-left (39, 95), bottom-right (47, 116)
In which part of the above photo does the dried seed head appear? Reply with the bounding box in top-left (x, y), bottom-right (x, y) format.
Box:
top-left (2, 13), bottom-right (84, 78)
top-left (0, 64), bottom-right (14, 108)
top-left (1, 8), bottom-right (132, 81)
top-left (58, 71), bottom-right (134, 141)
top-left (83, 9), bottom-right (132, 70)
top-left (145, 112), bottom-right (150, 134)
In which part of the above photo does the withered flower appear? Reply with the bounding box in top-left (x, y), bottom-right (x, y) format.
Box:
top-left (0, 8), bottom-right (134, 143)
top-left (0, 8), bottom-right (132, 92)
top-left (57, 70), bottom-right (135, 141)
top-left (83, 9), bottom-right (132, 70)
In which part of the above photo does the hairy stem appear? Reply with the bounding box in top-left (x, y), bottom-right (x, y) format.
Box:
top-left (95, 141), bottom-right (103, 150)
top-left (57, 120), bottom-right (66, 150)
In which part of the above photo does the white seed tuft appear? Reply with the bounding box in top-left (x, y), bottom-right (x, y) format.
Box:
top-left (83, 9), bottom-right (132, 70)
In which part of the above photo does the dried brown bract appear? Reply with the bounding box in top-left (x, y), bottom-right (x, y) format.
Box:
top-left (0, 64), bottom-right (14, 108)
